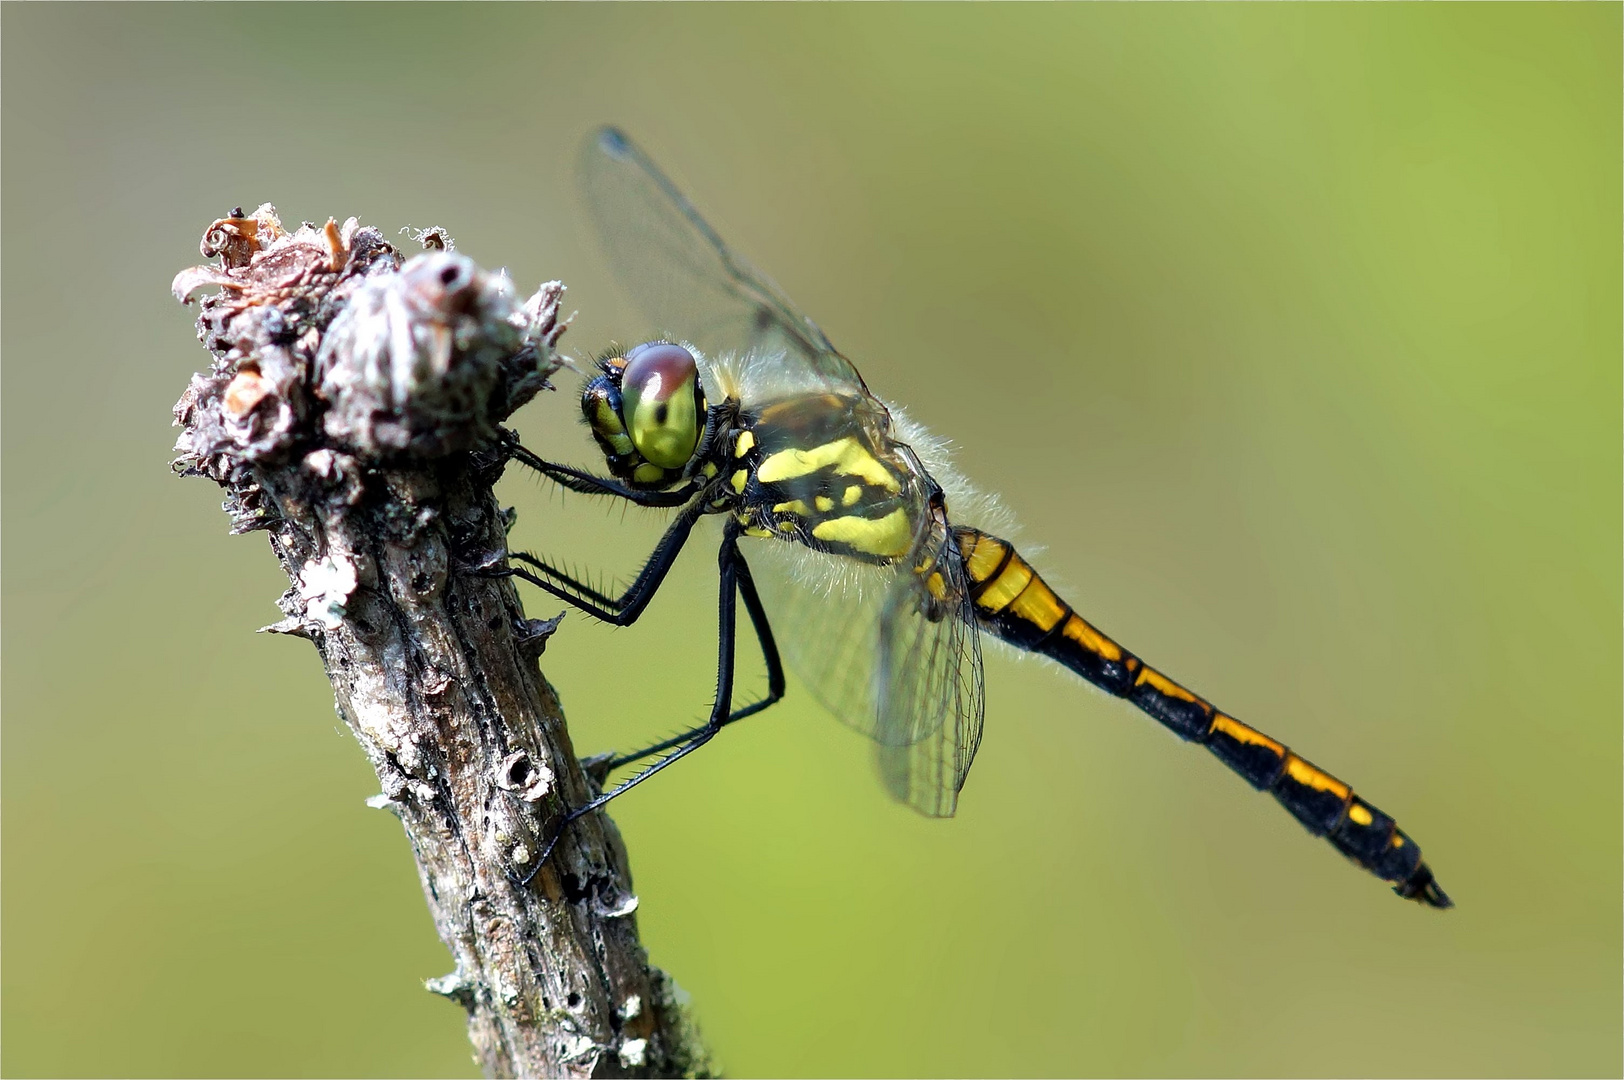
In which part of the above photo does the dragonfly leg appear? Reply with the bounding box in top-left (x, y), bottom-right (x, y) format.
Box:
top-left (519, 524), bottom-right (758, 883)
top-left (493, 496), bottom-right (707, 626)
top-left (506, 437), bottom-right (698, 507)
top-left (604, 545), bottom-right (785, 772)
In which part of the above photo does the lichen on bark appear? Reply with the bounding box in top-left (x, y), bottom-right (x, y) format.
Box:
top-left (171, 205), bottom-right (712, 1079)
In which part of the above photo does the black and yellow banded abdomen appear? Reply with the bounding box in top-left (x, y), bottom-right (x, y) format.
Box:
top-left (953, 526), bottom-right (1450, 908)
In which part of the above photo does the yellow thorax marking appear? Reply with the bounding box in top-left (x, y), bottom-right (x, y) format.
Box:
top-left (773, 499), bottom-right (813, 518)
top-left (730, 470), bottom-right (749, 494)
top-left (811, 507), bottom-right (912, 558)
top-left (757, 437), bottom-right (901, 493)
top-left (733, 430), bottom-right (755, 457)
top-left (814, 495), bottom-right (834, 512)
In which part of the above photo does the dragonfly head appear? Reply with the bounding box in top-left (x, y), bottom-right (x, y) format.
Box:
top-left (582, 341), bottom-right (710, 488)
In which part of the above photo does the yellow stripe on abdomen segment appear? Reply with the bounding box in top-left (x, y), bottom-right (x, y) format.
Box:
top-left (1202, 712), bottom-right (1443, 904)
top-left (950, 525), bottom-right (1451, 908)
top-left (956, 528), bottom-right (1135, 691)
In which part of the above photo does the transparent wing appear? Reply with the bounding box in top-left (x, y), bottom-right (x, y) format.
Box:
top-left (873, 567), bottom-right (986, 818)
top-left (579, 126), bottom-right (872, 396)
top-left (744, 537), bottom-right (986, 817)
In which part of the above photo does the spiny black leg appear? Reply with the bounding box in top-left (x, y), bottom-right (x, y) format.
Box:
top-left (735, 548), bottom-right (787, 709)
top-left (506, 553), bottom-right (626, 612)
top-left (519, 524), bottom-right (748, 883)
top-left (604, 546), bottom-right (785, 772)
top-left (495, 496), bottom-right (706, 625)
top-left (507, 551), bottom-right (622, 610)
top-left (506, 439), bottom-right (697, 507)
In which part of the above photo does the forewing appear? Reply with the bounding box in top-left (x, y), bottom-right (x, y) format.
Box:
top-left (579, 126), bottom-right (871, 394)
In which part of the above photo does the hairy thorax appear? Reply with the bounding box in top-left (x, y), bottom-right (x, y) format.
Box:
top-left (724, 392), bottom-right (932, 564)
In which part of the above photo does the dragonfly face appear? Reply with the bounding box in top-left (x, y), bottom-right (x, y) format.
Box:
top-left (581, 341), bottom-right (711, 489)
top-left (501, 126), bottom-right (1451, 908)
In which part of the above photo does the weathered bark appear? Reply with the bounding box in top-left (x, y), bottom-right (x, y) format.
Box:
top-left (171, 207), bottom-right (711, 1078)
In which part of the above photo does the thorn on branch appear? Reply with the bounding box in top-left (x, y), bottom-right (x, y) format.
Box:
top-left (426, 970), bottom-right (478, 1010)
top-left (514, 612), bottom-right (565, 661)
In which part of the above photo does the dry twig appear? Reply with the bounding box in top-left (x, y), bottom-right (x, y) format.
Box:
top-left (171, 206), bottom-right (711, 1078)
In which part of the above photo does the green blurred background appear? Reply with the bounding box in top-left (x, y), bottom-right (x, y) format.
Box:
top-left (4, 4), bottom-right (1619, 1077)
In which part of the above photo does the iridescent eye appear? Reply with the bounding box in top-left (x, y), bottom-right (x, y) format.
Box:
top-left (620, 342), bottom-right (702, 469)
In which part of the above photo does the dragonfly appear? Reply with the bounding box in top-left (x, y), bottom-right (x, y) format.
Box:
top-left (502, 126), bottom-right (1450, 907)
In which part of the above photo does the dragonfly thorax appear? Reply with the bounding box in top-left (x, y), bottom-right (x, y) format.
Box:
top-left (728, 391), bottom-right (937, 565)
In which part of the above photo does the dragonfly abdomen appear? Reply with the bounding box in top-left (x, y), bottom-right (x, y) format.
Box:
top-left (952, 526), bottom-right (1450, 908)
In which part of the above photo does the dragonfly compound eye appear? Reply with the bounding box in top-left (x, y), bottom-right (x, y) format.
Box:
top-left (620, 342), bottom-right (702, 469)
